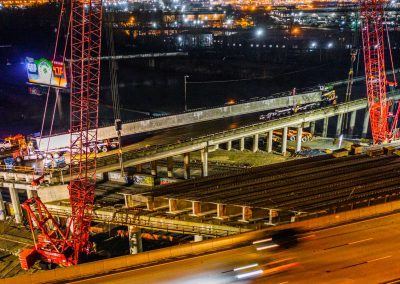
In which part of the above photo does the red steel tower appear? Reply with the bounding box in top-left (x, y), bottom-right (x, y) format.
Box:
top-left (68, 0), bottom-right (102, 263)
top-left (360, 0), bottom-right (391, 144)
top-left (19, 0), bottom-right (103, 269)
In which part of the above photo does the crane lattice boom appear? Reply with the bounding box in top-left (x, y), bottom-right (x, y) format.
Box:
top-left (19, 0), bottom-right (103, 269)
top-left (68, 0), bottom-right (102, 263)
top-left (360, 0), bottom-right (389, 144)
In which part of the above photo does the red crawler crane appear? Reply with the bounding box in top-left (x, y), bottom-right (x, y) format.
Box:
top-left (360, 0), bottom-right (398, 144)
top-left (19, 0), bottom-right (102, 269)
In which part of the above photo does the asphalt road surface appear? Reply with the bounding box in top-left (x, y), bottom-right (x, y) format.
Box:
top-left (74, 213), bottom-right (400, 284)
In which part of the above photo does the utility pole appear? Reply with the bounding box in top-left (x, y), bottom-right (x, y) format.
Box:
top-left (184, 75), bottom-right (189, 111)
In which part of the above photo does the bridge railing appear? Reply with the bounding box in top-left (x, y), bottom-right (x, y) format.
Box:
top-left (48, 207), bottom-right (243, 237)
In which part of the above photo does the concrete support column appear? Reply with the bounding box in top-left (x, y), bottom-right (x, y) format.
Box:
top-left (281, 127), bottom-right (288, 155)
top-left (349, 110), bottom-right (357, 136)
top-left (168, 199), bottom-right (177, 213)
top-left (9, 185), bottom-right (22, 224)
top-left (268, 209), bottom-right (277, 225)
top-left (167, 157), bottom-right (174, 178)
top-left (0, 191), bottom-right (6, 221)
top-left (26, 188), bottom-right (33, 199)
top-left (241, 206), bottom-right (253, 222)
top-left (322, 117), bottom-right (329, 137)
top-left (240, 137), bottom-right (245, 151)
top-left (192, 201), bottom-right (201, 216)
top-left (183, 153), bottom-right (190, 180)
top-left (146, 197), bottom-right (155, 211)
top-left (296, 126), bottom-right (303, 152)
top-left (150, 161), bottom-right (157, 176)
top-left (336, 114), bottom-right (343, 137)
top-left (136, 164), bottom-right (142, 173)
top-left (129, 227), bottom-right (143, 254)
top-left (252, 134), bottom-right (259, 152)
top-left (226, 141), bottom-right (232, 151)
top-left (310, 121), bottom-right (316, 135)
top-left (214, 144), bottom-right (219, 150)
top-left (267, 131), bottom-right (273, 153)
top-left (201, 149), bottom-right (208, 177)
top-left (194, 235), bottom-right (204, 242)
top-left (217, 204), bottom-right (226, 219)
top-left (362, 109), bottom-right (370, 138)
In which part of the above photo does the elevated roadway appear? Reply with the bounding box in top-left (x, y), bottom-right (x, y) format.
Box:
top-left (37, 91), bottom-right (323, 151)
top-left (148, 153), bottom-right (400, 222)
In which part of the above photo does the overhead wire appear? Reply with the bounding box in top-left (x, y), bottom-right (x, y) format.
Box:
top-left (105, 12), bottom-right (124, 174)
top-left (38, 0), bottom-right (67, 150)
top-left (46, 8), bottom-right (71, 153)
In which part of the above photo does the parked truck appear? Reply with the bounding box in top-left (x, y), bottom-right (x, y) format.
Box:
top-left (260, 89), bottom-right (337, 122)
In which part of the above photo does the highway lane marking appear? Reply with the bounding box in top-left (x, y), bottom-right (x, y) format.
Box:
top-left (327, 255), bottom-right (392, 273)
top-left (314, 211), bottom-right (400, 234)
top-left (324, 238), bottom-right (373, 250)
top-left (367, 255), bottom-right (392, 263)
top-left (66, 245), bottom-right (258, 283)
top-left (379, 276), bottom-right (400, 284)
top-left (348, 237), bottom-right (373, 245)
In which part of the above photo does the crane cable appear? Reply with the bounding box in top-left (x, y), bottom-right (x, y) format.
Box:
top-left (383, 8), bottom-right (400, 137)
top-left (105, 12), bottom-right (124, 175)
top-left (38, 0), bottom-right (66, 150)
top-left (46, 12), bottom-right (71, 153)
top-left (341, 7), bottom-right (360, 135)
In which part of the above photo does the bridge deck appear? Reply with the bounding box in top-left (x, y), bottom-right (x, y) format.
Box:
top-left (149, 153), bottom-right (400, 214)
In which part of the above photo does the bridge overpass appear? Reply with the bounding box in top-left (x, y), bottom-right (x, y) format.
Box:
top-left (2, 93), bottom-right (400, 226)
top-left (37, 90), bottom-right (323, 151)
top-left (0, 97), bottom-right (385, 224)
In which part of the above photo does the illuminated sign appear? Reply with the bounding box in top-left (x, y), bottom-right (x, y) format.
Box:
top-left (26, 57), bottom-right (68, 88)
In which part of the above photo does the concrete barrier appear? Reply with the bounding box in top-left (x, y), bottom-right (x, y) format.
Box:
top-left (37, 184), bottom-right (69, 203)
top-left (37, 91), bottom-right (322, 151)
top-left (5, 199), bottom-right (400, 284)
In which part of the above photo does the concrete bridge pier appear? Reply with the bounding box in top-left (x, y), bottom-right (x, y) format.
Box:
top-left (168, 199), bottom-right (178, 213)
top-left (336, 114), bottom-right (343, 137)
top-left (129, 227), bottom-right (143, 254)
top-left (167, 157), bottom-right (174, 178)
top-left (322, 117), bottom-right (329, 137)
top-left (183, 153), bottom-right (191, 180)
top-left (192, 201), bottom-right (201, 216)
top-left (9, 185), bottom-right (22, 224)
top-left (240, 137), bottom-right (245, 151)
top-left (362, 108), bottom-right (370, 138)
top-left (349, 110), bottom-right (357, 136)
top-left (296, 126), bottom-right (303, 152)
top-left (146, 197), bottom-right (155, 211)
top-left (252, 134), bottom-right (259, 152)
top-left (281, 127), bottom-right (288, 155)
top-left (0, 191), bottom-right (6, 221)
top-left (226, 140), bottom-right (232, 151)
top-left (150, 161), bottom-right (157, 176)
top-left (201, 148), bottom-right (208, 177)
top-left (216, 204), bottom-right (227, 220)
top-left (26, 188), bottom-right (34, 199)
top-left (310, 121), bottom-right (316, 135)
top-left (266, 130), bottom-right (273, 153)
top-left (240, 206), bottom-right (253, 222)
top-left (267, 209), bottom-right (278, 225)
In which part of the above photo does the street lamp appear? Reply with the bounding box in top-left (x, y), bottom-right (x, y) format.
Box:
top-left (184, 75), bottom-right (189, 111)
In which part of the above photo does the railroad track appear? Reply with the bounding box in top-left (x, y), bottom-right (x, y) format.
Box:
top-left (148, 154), bottom-right (400, 215)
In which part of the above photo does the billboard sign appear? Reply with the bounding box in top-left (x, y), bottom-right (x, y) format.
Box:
top-left (26, 57), bottom-right (68, 88)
